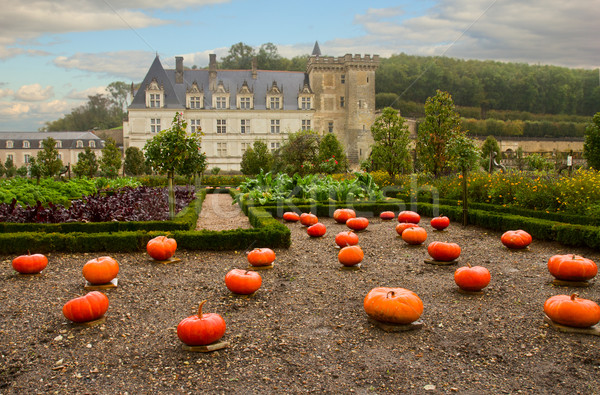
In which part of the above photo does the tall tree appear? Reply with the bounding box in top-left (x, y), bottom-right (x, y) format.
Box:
top-left (107, 81), bottom-right (130, 112)
top-left (123, 147), bottom-right (147, 176)
top-left (446, 133), bottom-right (481, 225)
top-left (72, 147), bottom-right (99, 178)
top-left (240, 141), bottom-right (273, 175)
top-left (273, 130), bottom-right (320, 176)
top-left (4, 157), bottom-right (16, 178)
top-left (316, 133), bottom-right (348, 174)
top-left (99, 137), bottom-right (122, 178)
top-left (221, 42), bottom-right (255, 69)
top-left (417, 90), bottom-right (463, 177)
top-left (584, 112), bottom-right (600, 169)
top-left (369, 107), bottom-right (411, 178)
top-left (37, 137), bottom-right (63, 178)
top-left (144, 113), bottom-right (206, 219)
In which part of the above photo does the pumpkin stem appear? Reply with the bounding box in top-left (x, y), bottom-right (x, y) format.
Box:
top-left (466, 262), bottom-right (472, 268)
top-left (570, 293), bottom-right (578, 301)
top-left (197, 300), bottom-right (207, 317)
top-left (386, 291), bottom-right (395, 298)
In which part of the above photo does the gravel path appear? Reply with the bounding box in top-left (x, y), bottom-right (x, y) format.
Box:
top-left (195, 193), bottom-right (251, 231)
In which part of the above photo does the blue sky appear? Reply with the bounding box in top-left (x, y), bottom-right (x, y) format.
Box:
top-left (1, 0), bottom-right (598, 131)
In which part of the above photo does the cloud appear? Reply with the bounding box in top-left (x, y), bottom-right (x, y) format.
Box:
top-left (349, 0), bottom-right (600, 69)
top-left (0, 103), bottom-right (31, 117)
top-left (14, 84), bottom-right (54, 102)
top-left (0, 88), bottom-right (14, 99)
top-left (54, 51), bottom-right (157, 80)
top-left (65, 86), bottom-right (110, 100)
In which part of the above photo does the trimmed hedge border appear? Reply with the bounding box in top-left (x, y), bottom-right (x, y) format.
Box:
top-left (0, 188), bottom-right (291, 254)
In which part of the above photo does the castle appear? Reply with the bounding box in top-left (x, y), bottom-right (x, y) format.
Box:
top-left (123, 44), bottom-right (380, 171)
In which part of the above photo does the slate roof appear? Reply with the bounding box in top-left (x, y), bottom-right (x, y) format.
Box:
top-left (129, 56), bottom-right (308, 111)
top-left (0, 131), bottom-right (103, 149)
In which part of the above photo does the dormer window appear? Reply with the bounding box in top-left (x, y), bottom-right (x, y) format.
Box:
top-left (77, 140), bottom-right (83, 148)
top-left (266, 81), bottom-right (283, 110)
top-left (298, 83), bottom-right (314, 110)
top-left (145, 78), bottom-right (164, 108)
top-left (212, 81), bottom-right (230, 109)
top-left (237, 81), bottom-right (254, 109)
top-left (39, 141), bottom-right (44, 148)
top-left (23, 140), bottom-right (30, 148)
top-left (55, 140), bottom-right (62, 148)
top-left (89, 140), bottom-right (96, 148)
top-left (186, 82), bottom-right (204, 109)
top-left (215, 96), bottom-right (228, 109)
top-left (6, 140), bottom-right (13, 149)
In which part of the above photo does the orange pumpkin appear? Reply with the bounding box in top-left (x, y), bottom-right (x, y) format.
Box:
top-left (401, 226), bottom-right (427, 245)
top-left (379, 211), bottom-right (395, 220)
top-left (544, 293), bottom-right (600, 328)
top-left (500, 230), bottom-right (532, 249)
top-left (63, 291), bottom-right (109, 323)
top-left (454, 263), bottom-right (491, 292)
top-left (12, 253), bottom-right (48, 274)
top-left (398, 211), bottom-right (420, 224)
top-left (427, 241), bottom-right (461, 261)
top-left (225, 269), bottom-right (262, 295)
top-left (334, 231), bottom-right (359, 248)
top-left (547, 254), bottom-right (597, 282)
top-left (177, 300), bottom-right (227, 346)
top-left (82, 256), bottom-right (119, 285)
top-left (300, 213), bottom-right (318, 227)
top-left (282, 212), bottom-right (300, 222)
top-left (147, 235), bottom-right (177, 261)
top-left (247, 248), bottom-right (276, 267)
top-left (363, 287), bottom-right (423, 324)
top-left (430, 216), bottom-right (450, 230)
top-left (307, 222), bottom-right (327, 237)
top-left (333, 208), bottom-right (356, 224)
top-left (346, 217), bottom-right (369, 231)
top-left (338, 245), bottom-right (364, 266)
top-left (395, 222), bottom-right (418, 236)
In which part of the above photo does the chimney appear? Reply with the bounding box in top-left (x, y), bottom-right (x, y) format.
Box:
top-left (209, 54), bottom-right (217, 91)
top-left (175, 56), bottom-right (183, 84)
top-left (252, 57), bottom-right (257, 80)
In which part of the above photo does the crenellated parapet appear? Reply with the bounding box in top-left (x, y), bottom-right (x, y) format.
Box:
top-left (307, 54), bottom-right (380, 73)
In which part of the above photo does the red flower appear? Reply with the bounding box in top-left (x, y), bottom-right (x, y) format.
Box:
top-left (335, 161), bottom-right (338, 164)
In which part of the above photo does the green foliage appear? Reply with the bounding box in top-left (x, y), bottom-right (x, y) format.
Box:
top-left (210, 167), bottom-right (221, 175)
top-left (123, 147), bottom-right (148, 176)
top-left (526, 153), bottom-right (553, 171)
top-left (417, 90), bottom-right (463, 176)
top-left (370, 107), bottom-right (411, 178)
top-left (37, 137), bottom-right (63, 178)
top-left (72, 147), bottom-right (99, 178)
top-left (0, 177), bottom-right (98, 206)
top-left (240, 140), bottom-right (273, 176)
top-left (4, 157), bottom-right (16, 178)
top-left (0, 160), bottom-right (5, 177)
top-left (316, 133), bottom-right (348, 174)
top-left (446, 134), bottom-right (481, 172)
top-left (273, 130), bottom-right (320, 176)
top-left (220, 42), bottom-right (307, 71)
top-left (99, 137), bottom-right (122, 178)
top-left (584, 112), bottom-right (600, 169)
top-left (44, 91), bottom-right (125, 131)
top-left (479, 136), bottom-right (502, 171)
top-left (94, 176), bottom-right (142, 190)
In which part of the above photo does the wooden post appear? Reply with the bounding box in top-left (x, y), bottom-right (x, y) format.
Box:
top-left (462, 167), bottom-right (468, 226)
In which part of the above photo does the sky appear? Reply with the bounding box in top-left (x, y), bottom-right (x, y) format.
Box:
top-left (0, 0), bottom-right (598, 131)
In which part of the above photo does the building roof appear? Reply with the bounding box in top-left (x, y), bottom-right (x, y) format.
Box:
top-left (0, 131), bottom-right (103, 149)
top-left (312, 41), bottom-right (321, 57)
top-left (129, 55), bottom-right (308, 111)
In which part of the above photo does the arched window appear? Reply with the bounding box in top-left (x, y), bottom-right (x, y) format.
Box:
top-left (55, 140), bottom-right (62, 148)
top-left (23, 140), bottom-right (30, 148)
top-left (89, 140), bottom-right (96, 148)
top-left (6, 140), bottom-right (13, 148)
top-left (77, 140), bottom-right (83, 148)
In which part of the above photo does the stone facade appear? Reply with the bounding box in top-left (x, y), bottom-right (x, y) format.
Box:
top-left (123, 50), bottom-right (380, 171)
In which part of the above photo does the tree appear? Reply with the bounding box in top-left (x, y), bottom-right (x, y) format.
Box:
top-left (221, 42), bottom-right (255, 69)
top-left (99, 137), bottom-right (122, 178)
top-left (480, 135), bottom-right (502, 172)
top-left (240, 141), bottom-right (273, 175)
top-left (417, 90), bottom-right (463, 177)
top-left (144, 113), bottom-right (206, 219)
top-left (447, 133), bottom-right (481, 225)
top-left (584, 112), bottom-right (600, 169)
top-left (72, 147), bottom-right (99, 178)
top-left (107, 81), bottom-right (130, 112)
top-left (37, 137), bottom-right (63, 178)
top-left (273, 130), bottom-right (320, 176)
top-left (0, 160), bottom-right (5, 177)
top-left (316, 133), bottom-right (348, 174)
top-left (28, 157), bottom-right (44, 183)
top-left (4, 157), bottom-right (16, 178)
top-left (123, 147), bottom-right (147, 176)
top-left (370, 107), bottom-right (411, 178)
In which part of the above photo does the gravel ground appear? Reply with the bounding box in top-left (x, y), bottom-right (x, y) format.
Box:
top-left (1, 197), bottom-right (600, 394)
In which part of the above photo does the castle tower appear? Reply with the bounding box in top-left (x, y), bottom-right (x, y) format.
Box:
top-left (307, 53), bottom-right (379, 165)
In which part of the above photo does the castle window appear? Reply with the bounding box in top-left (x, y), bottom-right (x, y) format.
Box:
top-left (270, 142), bottom-right (280, 152)
top-left (302, 120), bottom-right (311, 131)
top-left (216, 96), bottom-right (228, 109)
top-left (23, 140), bottom-right (30, 148)
top-left (151, 118), bottom-right (161, 133)
top-left (341, 74), bottom-right (345, 84)
top-left (240, 97), bottom-right (251, 109)
top-left (77, 140), bottom-right (83, 148)
top-left (217, 119), bottom-right (227, 134)
top-left (240, 119), bottom-right (250, 134)
top-left (241, 142), bottom-right (251, 154)
top-left (270, 120), bottom-right (280, 134)
top-left (7, 154), bottom-right (13, 161)
top-left (58, 154), bottom-right (62, 160)
top-left (39, 141), bottom-right (44, 148)
top-left (190, 119), bottom-right (201, 133)
top-left (189, 96), bottom-right (201, 109)
top-left (89, 140), bottom-right (96, 148)
top-left (149, 93), bottom-right (161, 108)
top-left (340, 96), bottom-right (345, 108)
top-left (6, 140), bottom-right (13, 149)
top-left (301, 97), bottom-right (311, 110)
top-left (24, 154), bottom-right (31, 164)
top-left (217, 142), bottom-right (228, 156)
top-left (270, 97), bottom-right (280, 110)
top-left (55, 140), bottom-right (62, 148)
top-left (328, 122), bottom-right (334, 133)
